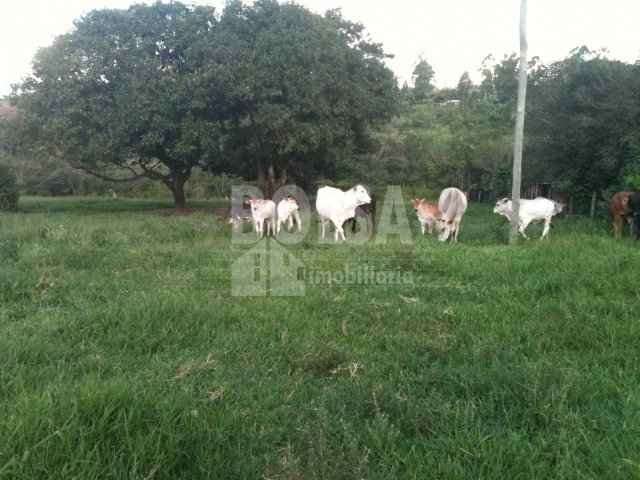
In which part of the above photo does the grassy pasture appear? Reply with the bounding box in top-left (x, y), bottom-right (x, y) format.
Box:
top-left (1, 196), bottom-right (640, 479)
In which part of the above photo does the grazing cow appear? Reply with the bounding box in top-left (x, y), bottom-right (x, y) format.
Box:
top-left (316, 185), bottom-right (371, 241)
top-left (610, 191), bottom-right (634, 238)
top-left (629, 192), bottom-right (640, 240)
top-left (228, 196), bottom-right (253, 231)
top-left (249, 198), bottom-right (276, 238)
top-left (436, 188), bottom-right (468, 242)
top-left (411, 198), bottom-right (441, 235)
top-left (276, 196), bottom-right (302, 234)
top-left (344, 192), bottom-right (377, 235)
top-left (493, 197), bottom-right (564, 239)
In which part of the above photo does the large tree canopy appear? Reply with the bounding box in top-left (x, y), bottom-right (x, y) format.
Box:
top-left (15, 2), bottom-right (222, 207)
top-left (526, 47), bottom-right (640, 200)
top-left (214, 1), bottom-right (398, 195)
top-left (13, 0), bottom-right (398, 205)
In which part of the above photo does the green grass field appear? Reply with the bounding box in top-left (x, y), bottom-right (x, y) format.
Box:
top-left (1, 196), bottom-right (639, 479)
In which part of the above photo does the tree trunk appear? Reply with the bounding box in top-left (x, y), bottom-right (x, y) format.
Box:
top-left (510, 0), bottom-right (528, 244)
top-left (166, 174), bottom-right (188, 209)
top-left (590, 191), bottom-right (597, 218)
top-left (257, 162), bottom-right (288, 198)
top-left (257, 159), bottom-right (267, 196)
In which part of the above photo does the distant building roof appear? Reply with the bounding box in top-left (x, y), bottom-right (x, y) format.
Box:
top-left (439, 99), bottom-right (461, 106)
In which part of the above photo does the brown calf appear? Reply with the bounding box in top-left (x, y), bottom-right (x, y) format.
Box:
top-left (411, 198), bottom-right (441, 235)
top-left (610, 191), bottom-right (633, 238)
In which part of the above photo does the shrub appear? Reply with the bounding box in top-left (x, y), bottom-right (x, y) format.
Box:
top-left (0, 163), bottom-right (19, 211)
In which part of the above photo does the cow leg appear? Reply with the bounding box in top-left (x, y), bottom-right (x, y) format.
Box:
top-left (420, 222), bottom-right (425, 235)
top-left (613, 215), bottom-right (623, 238)
top-left (518, 221), bottom-right (530, 239)
top-left (541, 218), bottom-right (551, 239)
top-left (294, 211), bottom-right (302, 232)
top-left (287, 215), bottom-right (293, 231)
top-left (320, 218), bottom-right (327, 239)
top-left (453, 219), bottom-right (461, 242)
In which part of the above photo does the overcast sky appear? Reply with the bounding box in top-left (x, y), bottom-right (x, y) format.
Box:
top-left (1, 0), bottom-right (639, 96)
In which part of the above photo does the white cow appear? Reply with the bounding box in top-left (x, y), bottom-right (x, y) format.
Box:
top-left (493, 197), bottom-right (564, 239)
top-left (249, 198), bottom-right (276, 238)
top-left (436, 187), bottom-right (468, 242)
top-left (316, 185), bottom-right (371, 242)
top-left (276, 196), bottom-right (302, 234)
top-left (228, 196), bottom-right (253, 232)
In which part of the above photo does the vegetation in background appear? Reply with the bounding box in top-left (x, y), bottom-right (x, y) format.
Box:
top-left (526, 47), bottom-right (640, 203)
top-left (0, 163), bottom-right (19, 211)
top-left (2, 5), bottom-right (640, 212)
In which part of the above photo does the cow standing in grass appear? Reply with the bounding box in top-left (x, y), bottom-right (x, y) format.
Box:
top-left (494, 197), bottom-right (564, 239)
top-left (316, 185), bottom-right (371, 242)
top-left (436, 188), bottom-right (468, 243)
top-left (276, 196), bottom-right (302, 234)
top-left (344, 192), bottom-right (376, 235)
top-left (609, 191), bottom-right (634, 238)
top-left (411, 198), bottom-right (440, 235)
top-left (229, 196), bottom-right (253, 232)
top-left (629, 192), bottom-right (640, 240)
top-left (249, 198), bottom-right (277, 238)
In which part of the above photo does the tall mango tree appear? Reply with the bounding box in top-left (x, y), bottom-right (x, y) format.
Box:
top-left (12, 0), bottom-right (397, 206)
top-left (13, 3), bottom-right (226, 208)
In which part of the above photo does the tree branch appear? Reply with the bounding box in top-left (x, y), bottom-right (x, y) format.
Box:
top-left (71, 164), bottom-right (147, 183)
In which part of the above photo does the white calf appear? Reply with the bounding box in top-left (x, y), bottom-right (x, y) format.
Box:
top-left (316, 185), bottom-right (371, 242)
top-left (276, 196), bottom-right (302, 234)
top-left (249, 198), bottom-right (276, 238)
top-left (493, 197), bottom-right (564, 239)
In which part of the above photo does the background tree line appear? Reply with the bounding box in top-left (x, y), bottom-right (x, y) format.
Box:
top-left (1, 0), bottom-right (639, 212)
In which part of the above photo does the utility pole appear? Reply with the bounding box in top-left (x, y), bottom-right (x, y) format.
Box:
top-left (511, 0), bottom-right (528, 243)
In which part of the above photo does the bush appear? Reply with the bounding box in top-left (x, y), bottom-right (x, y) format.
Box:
top-left (0, 163), bottom-right (19, 211)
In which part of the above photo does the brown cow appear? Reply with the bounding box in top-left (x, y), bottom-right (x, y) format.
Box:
top-left (610, 191), bottom-right (634, 238)
top-left (411, 198), bottom-right (441, 235)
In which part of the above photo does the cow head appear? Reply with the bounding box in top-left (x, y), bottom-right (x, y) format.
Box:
top-left (411, 198), bottom-right (425, 211)
top-left (434, 216), bottom-right (453, 241)
top-left (248, 197), bottom-right (263, 213)
top-left (493, 198), bottom-right (512, 216)
top-left (351, 184), bottom-right (372, 206)
top-left (553, 202), bottom-right (565, 215)
top-left (285, 195), bottom-right (299, 212)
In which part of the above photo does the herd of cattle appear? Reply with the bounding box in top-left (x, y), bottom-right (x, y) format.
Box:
top-left (230, 185), bottom-right (640, 242)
